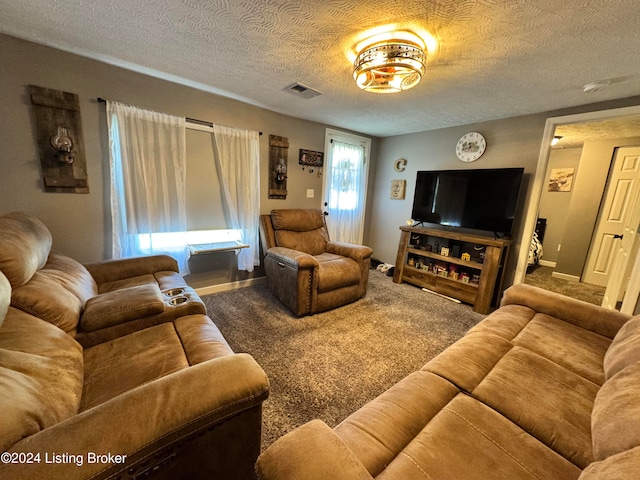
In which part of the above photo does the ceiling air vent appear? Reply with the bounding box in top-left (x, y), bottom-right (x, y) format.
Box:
top-left (285, 82), bottom-right (322, 99)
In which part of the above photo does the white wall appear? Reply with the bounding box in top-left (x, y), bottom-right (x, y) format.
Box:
top-left (368, 114), bottom-right (548, 285)
top-left (0, 34), bottom-right (376, 287)
top-left (555, 136), bottom-right (640, 278)
top-left (4, 33), bottom-right (640, 289)
top-left (538, 148), bottom-right (582, 264)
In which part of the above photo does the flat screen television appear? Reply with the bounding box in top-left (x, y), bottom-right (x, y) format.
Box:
top-left (411, 167), bottom-right (525, 235)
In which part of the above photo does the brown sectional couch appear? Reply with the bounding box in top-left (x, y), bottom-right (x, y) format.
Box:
top-left (256, 283), bottom-right (640, 479)
top-left (0, 212), bottom-right (270, 479)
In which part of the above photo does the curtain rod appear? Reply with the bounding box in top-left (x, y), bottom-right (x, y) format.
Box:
top-left (97, 97), bottom-right (262, 135)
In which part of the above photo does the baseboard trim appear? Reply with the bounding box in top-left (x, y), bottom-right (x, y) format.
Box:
top-left (538, 260), bottom-right (557, 268)
top-left (195, 276), bottom-right (266, 296)
top-left (551, 271), bottom-right (581, 282)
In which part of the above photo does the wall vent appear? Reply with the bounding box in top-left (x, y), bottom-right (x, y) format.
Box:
top-left (285, 82), bottom-right (322, 99)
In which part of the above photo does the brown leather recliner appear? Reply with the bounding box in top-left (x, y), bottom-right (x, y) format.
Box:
top-left (259, 209), bottom-right (373, 316)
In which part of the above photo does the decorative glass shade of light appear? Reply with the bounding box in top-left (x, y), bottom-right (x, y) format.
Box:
top-left (353, 32), bottom-right (426, 93)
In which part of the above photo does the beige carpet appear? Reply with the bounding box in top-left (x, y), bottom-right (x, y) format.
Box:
top-left (201, 269), bottom-right (485, 449)
top-left (525, 265), bottom-right (605, 306)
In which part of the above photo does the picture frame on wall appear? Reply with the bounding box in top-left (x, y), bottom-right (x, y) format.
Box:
top-left (548, 168), bottom-right (575, 192)
top-left (390, 179), bottom-right (406, 200)
top-left (299, 149), bottom-right (323, 172)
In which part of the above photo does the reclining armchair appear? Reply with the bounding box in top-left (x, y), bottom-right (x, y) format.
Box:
top-left (259, 209), bottom-right (373, 316)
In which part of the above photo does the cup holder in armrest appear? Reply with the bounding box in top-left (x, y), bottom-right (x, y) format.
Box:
top-left (164, 288), bottom-right (185, 297)
top-left (168, 296), bottom-right (188, 306)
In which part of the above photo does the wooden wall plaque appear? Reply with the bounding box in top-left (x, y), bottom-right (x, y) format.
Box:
top-left (269, 134), bottom-right (289, 199)
top-left (29, 85), bottom-right (89, 193)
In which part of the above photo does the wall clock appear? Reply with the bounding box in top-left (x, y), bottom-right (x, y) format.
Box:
top-left (456, 132), bottom-right (486, 162)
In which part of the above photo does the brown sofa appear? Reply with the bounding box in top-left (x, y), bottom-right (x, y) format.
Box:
top-left (259, 209), bottom-right (373, 316)
top-left (0, 212), bottom-right (270, 479)
top-left (256, 283), bottom-right (640, 479)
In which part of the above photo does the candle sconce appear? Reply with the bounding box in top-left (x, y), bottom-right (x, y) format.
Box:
top-left (275, 158), bottom-right (287, 183)
top-left (50, 125), bottom-right (75, 164)
top-left (268, 135), bottom-right (288, 199)
top-left (29, 85), bottom-right (88, 193)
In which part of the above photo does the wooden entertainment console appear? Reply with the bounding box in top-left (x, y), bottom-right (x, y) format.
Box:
top-left (393, 226), bottom-right (511, 314)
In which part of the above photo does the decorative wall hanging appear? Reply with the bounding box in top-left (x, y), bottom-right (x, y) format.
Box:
top-left (299, 149), bottom-right (323, 174)
top-left (394, 158), bottom-right (407, 172)
top-left (548, 168), bottom-right (575, 192)
top-left (29, 85), bottom-right (89, 193)
top-left (269, 135), bottom-right (289, 199)
top-left (390, 179), bottom-right (406, 199)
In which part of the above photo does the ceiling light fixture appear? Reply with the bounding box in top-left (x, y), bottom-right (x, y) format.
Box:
top-left (551, 135), bottom-right (563, 146)
top-left (353, 31), bottom-right (426, 93)
top-left (582, 81), bottom-right (610, 93)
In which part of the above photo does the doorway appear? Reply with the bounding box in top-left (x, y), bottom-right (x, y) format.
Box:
top-left (322, 129), bottom-right (371, 244)
top-left (583, 146), bottom-right (640, 287)
top-left (515, 105), bottom-right (640, 314)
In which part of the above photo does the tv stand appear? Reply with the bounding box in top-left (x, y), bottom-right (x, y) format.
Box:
top-left (393, 226), bottom-right (511, 314)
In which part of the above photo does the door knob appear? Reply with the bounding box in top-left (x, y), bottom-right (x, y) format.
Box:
top-left (613, 234), bottom-right (624, 240)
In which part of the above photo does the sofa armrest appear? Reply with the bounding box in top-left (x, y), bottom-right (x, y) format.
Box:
top-left (256, 420), bottom-right (373, 480)
top-left (264, 248), bottom-right (319, 316)
top-left (501, 283), bottom-right (631, 339)
top-left (1, 353), bottom-right (269, 480)
top-left (327, 242), bottom-right (373, 262)
top-left (84, 255), bottom-right (179, 284)
top-left (266, 247), bottom-right (319, 269)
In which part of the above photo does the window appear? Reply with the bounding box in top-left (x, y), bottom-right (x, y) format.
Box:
top-left (108, 102), bottom-right (260, 273)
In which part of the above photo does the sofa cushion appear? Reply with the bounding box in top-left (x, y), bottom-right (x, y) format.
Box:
top-left (376, 394), bottom-right (581, 480)
top-left (466, 303), bottom-right (534, 339)
top-left (424, 331), bottom-right (514, 393)
top-left (579, 446), bottom-right (640, 480)
top-left (80, 284), bottom-right (165, 332)
top-left (0, 308), bottom-right (83, 452)
top-left (10, 253), bottom-right (98, 334)
top-left (603, 315), bottom-right (640, 380)
top-left (43, 252), bottom-right (98, 303)
top-left (173, 315), bottom-right (234, 365)
top-left (81, 322), bottom-right (189, 411)
top-left (0, 212), bottom-right (52, 288)
top-left (274, 228), bottom-right (329, 256)
top-left (96, 273), bottom-right (158, 294)
top-left (591, 361), bottom-right (640, 461)
top-left (335, 370), bottom-right (459, 477)
top-left (316, 253), bottom-right (360, 292)
top-left (96, 272), bottom-right (185, 295)
top-left (511, 313), bottom-right (611, 385)
top-left (472, 346), bottom-right (598, 468)
top-left (271, 208), bottom-right (325, 231)
top-left (271, 209), bottom-right (329, 256)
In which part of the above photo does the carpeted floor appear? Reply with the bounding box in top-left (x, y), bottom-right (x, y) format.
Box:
top-left (201, 269), bottom-right (485, 449)
top-left (524, 265), bottom-right (605, 306)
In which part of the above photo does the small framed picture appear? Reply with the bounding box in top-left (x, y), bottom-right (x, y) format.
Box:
top-left (390, 179), bottom-right (406, 199)
top-left (548, 168), bottom-right (574, 192)
top-left (299, 149), bottom-right (323, 169)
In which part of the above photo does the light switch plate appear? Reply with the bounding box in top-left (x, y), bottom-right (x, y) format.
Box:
top-left (306, 189), bottom-right (315, 198)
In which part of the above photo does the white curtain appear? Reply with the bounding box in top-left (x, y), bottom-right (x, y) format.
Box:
top-left (107, 101), bottom-right (189, 273)
top-left (212, 124), bottom-right (261, 271)
top-left (326, 140), bottom-right (365, 243)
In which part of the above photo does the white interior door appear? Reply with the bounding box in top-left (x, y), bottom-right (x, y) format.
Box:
top-left (602, 180), bottom-right (640, 309)
top-left (583, 146), bottom-right (640, 287)
top-left (620, 237), bottom-right (640, 314)
top-left (322, 129), bottom-right (371, 244)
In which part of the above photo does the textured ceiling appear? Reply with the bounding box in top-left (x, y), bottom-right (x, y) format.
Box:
top-left (554, 116), bottom-right (640, 149)
top-left (1, 0), bottom-right (640, 137)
